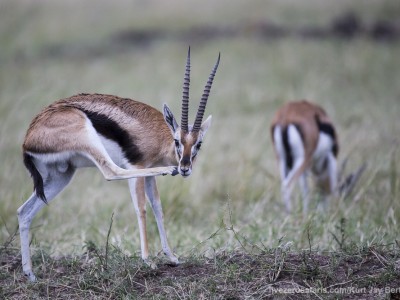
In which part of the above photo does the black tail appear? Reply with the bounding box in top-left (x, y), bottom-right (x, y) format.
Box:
top-left (281, 126), bottom-right (293, 177)
top-left (23, 153), bottom-right (47, 203)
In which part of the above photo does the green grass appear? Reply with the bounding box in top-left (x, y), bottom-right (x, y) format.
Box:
top-left (0, 0), bottom-right (400, 298)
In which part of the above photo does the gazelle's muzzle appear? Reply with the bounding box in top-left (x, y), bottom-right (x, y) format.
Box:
top-left (179, 156), bottom-right (192, 177)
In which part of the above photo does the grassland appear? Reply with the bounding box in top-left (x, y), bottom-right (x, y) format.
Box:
top-left (1, 0), bottom-right (400, 298)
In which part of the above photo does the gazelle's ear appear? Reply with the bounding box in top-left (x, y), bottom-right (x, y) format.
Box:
top-left (163, 104), bottom-right (179, 133)
top-left (201, 115), bottom-right (212, 135)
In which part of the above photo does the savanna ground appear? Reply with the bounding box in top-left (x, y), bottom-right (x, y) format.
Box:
top-left (1, 0), bottom-right (400, 299)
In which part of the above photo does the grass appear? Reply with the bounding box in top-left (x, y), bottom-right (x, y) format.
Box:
top-left (0, 0), bottom-right (400, 298)
top-left (1, 222), bottom-right (400, 299)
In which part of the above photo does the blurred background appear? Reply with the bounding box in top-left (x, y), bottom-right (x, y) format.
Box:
top-left (0, 0), bottom-right (399, 257)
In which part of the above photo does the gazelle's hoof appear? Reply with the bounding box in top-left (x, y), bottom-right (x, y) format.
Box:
top-left (143, 258), bottom-right (157, 269)
top-left (25, 271), bottom-right (37, 282)
top-left (162, 166), bottom-right (178, 176)
top-left (170, 168), bottom-right (179, 176)
top-left (166, 254), bottom-right (180, 266)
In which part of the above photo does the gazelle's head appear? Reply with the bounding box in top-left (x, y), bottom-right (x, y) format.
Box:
top-left (163, 48), bottom-right (220, 177)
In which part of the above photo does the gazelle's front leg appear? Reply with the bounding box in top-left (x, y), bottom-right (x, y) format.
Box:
top-left (128, 178), bottom-right (150, 263)
top-left (317, 153), bottom-right (338, 212)
top-left (82, 132), bottom-right (178, 181)
top-left (108, 166), bottom-right (178, 180)
top-left (145, 176), bottom-right (179, 265)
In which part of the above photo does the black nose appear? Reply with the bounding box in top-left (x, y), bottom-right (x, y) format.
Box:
top-left (180, 168), bottom-right (190, 177)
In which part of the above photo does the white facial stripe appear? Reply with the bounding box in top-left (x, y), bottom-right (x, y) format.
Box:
top-left (173, 131), bottom-right (182, 157)
top-left (175, 131), bottom-right (204, 177)
top-left (191, 140), bottom-right (202, 156)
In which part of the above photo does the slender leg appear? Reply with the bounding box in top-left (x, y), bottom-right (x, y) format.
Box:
top-left (17, 166), bottom-right (75, 281)
top-left (278, 124), bottom-right (306, 214)
top-left (273, 126), bottom-right (287, 183)
top-left (18, 196), bottom-right (45, 282)
top-left (145, 176), bottom-right (179, 265)
top-left (327, 153), bottom-right (338, 196)
top-left (104, 164), bottom-right (177, 180)
top-left (277, 150), bottom-right (291, 212)
top-left (128, 178), bottom-right (150, 263)
top-left (274, 126), bottom-right (292, 213)
top-left (299, 172), bottom-right (310, 215)
top-left (282, 157), bottom-right (304, 213)
top-left (84, 147), bottom-right (176, 180)
top-left (281, 182), bottom-right (293, 213)
top-left (317, 193), bottom-right (329, 212)
top-left (317, 153), bottom-right (338, 212)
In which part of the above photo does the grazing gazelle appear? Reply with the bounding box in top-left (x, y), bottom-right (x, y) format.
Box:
top-left (270, 100), bottom-right (339, 213)
top-left (18, 48), bottom-right (220, 281)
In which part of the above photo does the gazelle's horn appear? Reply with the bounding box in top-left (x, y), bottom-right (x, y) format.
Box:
top-left (181, 47), bottom-right (190, 132)
top-left (192, 52), bottom-right (220, 132)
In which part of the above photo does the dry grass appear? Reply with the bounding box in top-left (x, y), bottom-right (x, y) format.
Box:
top-left (1, 224), bottom-right (400, 299)
top-left (0, 0), bottom-right (399, 298)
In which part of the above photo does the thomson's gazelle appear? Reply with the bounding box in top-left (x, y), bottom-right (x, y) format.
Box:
top-left (271, 100), bottom-right (339, 213)
top-left (18, 48), bottom-right (220, 281)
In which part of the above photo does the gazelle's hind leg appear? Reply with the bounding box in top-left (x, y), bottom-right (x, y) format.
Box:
top-left (145, 176), bottom-right (179, 265)
top-left (327, 152), bottom-right (338, 196)
top-left (281, 154), bottom-right (304, 213)
top-left (17, 164), bottom-right (75, 281)
top-left (273, 125), bottom-right (293, 212)
top-left (299, 172), bottom-right (310, 215)
top-left (273, 126), bottom-right (288, 183)
top-left (274, 124), bottom-right (305, 213)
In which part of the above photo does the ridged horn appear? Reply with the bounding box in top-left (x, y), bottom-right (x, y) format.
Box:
top-left (181, 47), bottom-right (190, 132)
top-left (192, 52), bottom-right (220, 132)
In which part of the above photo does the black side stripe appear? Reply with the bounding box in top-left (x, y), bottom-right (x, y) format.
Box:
top-left (315, 115), bottom-right (339, 157)
top-left (81, 109), bottom-right (143, 165)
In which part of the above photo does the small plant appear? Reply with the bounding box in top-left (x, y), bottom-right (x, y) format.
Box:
top-left (300, 225), bottom-right (320, 279)
top-left (330, 217), bottom-right (348, 251)
top-left (269, 240), bottom-right (292, 282)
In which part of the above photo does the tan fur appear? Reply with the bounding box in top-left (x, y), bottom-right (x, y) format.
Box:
top-left (23, 94), bottom-right (177, 167)
top-left (19, 94), bottom-right (181, 281)
top-left (19, 49), bottom-right (219, 281)
top-left (271, 100), bottom-right (338, 213)
top-left (271, 100), bottom-right (337, 187)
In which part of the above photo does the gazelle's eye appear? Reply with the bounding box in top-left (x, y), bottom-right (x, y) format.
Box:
top-left (196, 142), bottom-right (202, 150)
top-left (174, 139), bottom-right (180, 147)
